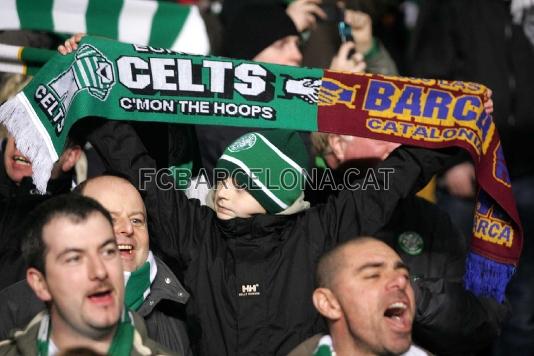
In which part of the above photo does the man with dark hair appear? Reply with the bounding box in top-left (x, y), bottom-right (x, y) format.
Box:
top-left (289, 237), bottom-right (426, 356)
top-left (0, 194), bottom-right (172, 355)
top-left (0, 176), bottom-right (192, 355)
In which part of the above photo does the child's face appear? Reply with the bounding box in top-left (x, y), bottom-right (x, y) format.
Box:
top-left (214, 178), bottom-right (267, 220)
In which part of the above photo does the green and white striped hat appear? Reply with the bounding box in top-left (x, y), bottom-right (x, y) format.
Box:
top-left (215, 130), bottom-right (308, 214)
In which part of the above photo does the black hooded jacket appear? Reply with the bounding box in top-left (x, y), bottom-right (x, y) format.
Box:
top-left (89, 121), bottom-right (459, 356)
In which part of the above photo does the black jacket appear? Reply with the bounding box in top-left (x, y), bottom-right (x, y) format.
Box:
top-left (378, 197), bottom-right (509, 354)
top-left (306, 167), bottom-right (509, 354)
top-left (88, 121), bottom-right (454, 356)
top-left (0, 256), bottom-right (192, 355)
top-left (0, 143), bottom-right (73, 291)
top-left (409, 0), bottom-right (534, 177)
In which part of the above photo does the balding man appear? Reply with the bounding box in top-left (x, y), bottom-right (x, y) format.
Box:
top-left (289, 237), bottom-right (428, 356)
top-left (0, 176), bottom-right (191, 356)
top-left (309, 133), bottom-right (509, 354)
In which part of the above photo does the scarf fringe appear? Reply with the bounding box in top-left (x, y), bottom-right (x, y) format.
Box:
top-left (0, 94), bottom-right (55, 193)
top-left (464, 252), bottom-right (515, 303)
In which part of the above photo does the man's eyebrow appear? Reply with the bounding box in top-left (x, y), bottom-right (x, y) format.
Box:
top-left (56, 237), bottom-right (116, 259)
top-left (356, 262), bottom-right (385, 273)
top-left (56, 248), bottom-right (84, 260)
top-left (395, 261), bottom-right (411, 274)
top-left (129, 211), bottom-right (146, 217)
top-left (100, 238), bottom-right (117, 249)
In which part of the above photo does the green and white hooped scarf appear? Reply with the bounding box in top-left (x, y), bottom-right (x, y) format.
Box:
top-left (313, 335), bottom-right (336, 356)
top-left (312, 335), bottom-right (428, 356)
top-left (36, 309), bottom-right (135, 356)
top-left (123, 250), bottom-right (157, 312)
top-left (0, 35), bottom-right (523, 303)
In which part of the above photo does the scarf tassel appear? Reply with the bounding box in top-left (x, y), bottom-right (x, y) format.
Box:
top-left (0, 94), bottom-right (55, 193)
top-left (464, 252), bottom-right (515, 303)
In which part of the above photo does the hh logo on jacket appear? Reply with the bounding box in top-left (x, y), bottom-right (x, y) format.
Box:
top-left (239, 283), bottom-right (260, 297)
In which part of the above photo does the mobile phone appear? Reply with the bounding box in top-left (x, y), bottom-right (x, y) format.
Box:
top-left (338, 15), bottom-right (357, 59)
top-left (338, 20), bottom-right (354, 43)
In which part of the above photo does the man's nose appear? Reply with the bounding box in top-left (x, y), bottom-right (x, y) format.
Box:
top-left (114, 216), bottom-right (133, 237)
top-left (386, 270), bottom-right (409, 291)
top-left (88, 254), bottom-right (108, 281)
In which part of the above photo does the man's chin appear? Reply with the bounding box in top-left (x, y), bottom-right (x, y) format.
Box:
top-left (384, 338), bottom-right (412, 355)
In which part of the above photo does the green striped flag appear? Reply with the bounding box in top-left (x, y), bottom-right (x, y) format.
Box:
top-left (0, 0), bottom-right (210, 55)
top-left (0, 43), bottom-right (55, 75)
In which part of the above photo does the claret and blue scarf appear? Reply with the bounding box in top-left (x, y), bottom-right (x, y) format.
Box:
top-left (0, 36), bottom-right (522, 303)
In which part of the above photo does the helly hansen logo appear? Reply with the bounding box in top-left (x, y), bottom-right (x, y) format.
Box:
top-left (239, 283), bottom-right (260, 297)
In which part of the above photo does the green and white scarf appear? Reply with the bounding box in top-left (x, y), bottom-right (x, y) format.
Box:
top-left (313, 335), bottom-right (336, 356)
top-left (0, 0), bottom-right (209, 55)
top-left (123, 250), bottom-right (157, 312)
top-left (312, 335), bottom-right (428, 356)
top-left (36, 309), bottom-right (134, 356)
top-left (0, 36), bottom-right (523, 303)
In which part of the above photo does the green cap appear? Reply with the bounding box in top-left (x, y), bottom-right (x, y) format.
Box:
top-left (216, 130), bottom-right (308, 214)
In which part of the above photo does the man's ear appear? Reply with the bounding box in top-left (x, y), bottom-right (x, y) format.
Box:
top-left (313, 287), bottom-right (342, 321)
top-left (327, 135), bottom-right (345, 161)
top-left (27, 268), bottom-right (52, 302)
top-left (59, 145), bottom-right (82, 173)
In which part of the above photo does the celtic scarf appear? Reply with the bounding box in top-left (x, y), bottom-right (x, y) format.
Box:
top-left (312, 335), bottom-right (427, 356)
top-left (313, 335), bottom-right (335, 356)
top-left (0, 36), bottom-right (522, 302)
top-left (0, 0), bottom-right (209, 55)
top-left (123, 251), bottom-right (157, 311)
top-left (36, 309), bottom-right (134, 356)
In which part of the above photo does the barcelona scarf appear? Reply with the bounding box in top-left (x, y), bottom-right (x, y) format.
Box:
top-left (0, 36), bottom-right (522, 302)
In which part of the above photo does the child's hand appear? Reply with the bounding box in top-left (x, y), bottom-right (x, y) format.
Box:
top-left (58, 33), bottom-right (85, 55)
top-left (330, 42), bottom-right (366, 73)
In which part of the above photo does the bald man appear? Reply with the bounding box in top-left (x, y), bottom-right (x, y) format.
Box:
top-left (0, 176), bottom-right (191, 356)
top-left (289, 237), bottom-right (427, 356)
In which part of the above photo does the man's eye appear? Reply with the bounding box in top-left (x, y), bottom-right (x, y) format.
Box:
top-left (364, 274), bottom-right (379, 279)
top-left (65, 255), bottom-right (81, 264)
top-left (131, 218), bottom-right (144, 225)
top-left (103, 247), bottom-right (118, 257)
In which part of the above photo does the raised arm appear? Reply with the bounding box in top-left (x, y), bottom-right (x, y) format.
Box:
top-left (88, 120), bottom-right (213, 267)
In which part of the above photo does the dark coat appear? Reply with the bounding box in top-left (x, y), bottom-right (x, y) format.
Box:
top-left (88, 121), bottom-right (451, 356)
top-left (0, 256), bottom-right (192, 356)
top-left (306, 167), bottom-right (510, 354)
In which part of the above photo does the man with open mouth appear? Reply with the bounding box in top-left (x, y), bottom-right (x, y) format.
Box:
top-left (0, 133), bottom-right (83, 291)
top-left (0, 175), bottom-right (192, 355)
top-left (0, 194), bottom-right (173, 355)
top-left (290, 237), bottom-right (427, 356)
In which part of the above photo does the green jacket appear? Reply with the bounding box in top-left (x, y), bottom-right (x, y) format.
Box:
top-left (0, 311), bottom-right (178, 356)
